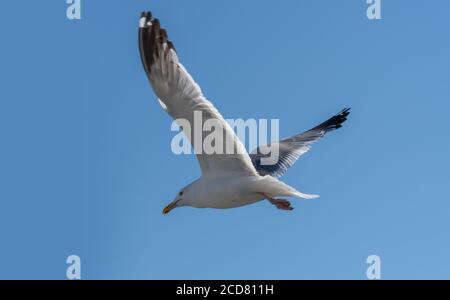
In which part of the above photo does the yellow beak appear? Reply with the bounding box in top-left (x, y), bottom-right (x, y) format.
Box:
top-left (162, 201), bottom-right (177, 215)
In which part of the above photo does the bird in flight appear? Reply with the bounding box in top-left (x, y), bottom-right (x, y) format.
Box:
top-left (138, 11), bottom-right (350, 214)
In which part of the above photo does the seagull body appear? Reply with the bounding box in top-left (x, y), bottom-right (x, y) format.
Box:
top-left (177, 175), bottom-right (314, 210)
top-left (138, 12), bottom-right (350, 214)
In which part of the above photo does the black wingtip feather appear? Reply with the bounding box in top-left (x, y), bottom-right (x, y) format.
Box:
top-left (138, 13), bottom-right (151, 76)
top-left (312, 107), bottom-right (351, 132)
top-left (167, 40), bottom-right (177, 53)
top-left (139, 11), bottom-right (174, 76)
top-left (160, 29), bottom-right (168, 43)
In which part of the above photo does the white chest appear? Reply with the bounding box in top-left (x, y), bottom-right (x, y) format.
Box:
top-left (193, 176), bottom-right (265, 209)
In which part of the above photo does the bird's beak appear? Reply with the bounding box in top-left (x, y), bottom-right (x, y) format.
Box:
top-left (162, 201), bottom-right (177, 215)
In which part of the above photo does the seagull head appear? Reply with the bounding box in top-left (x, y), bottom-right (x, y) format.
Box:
top-left (162, 185), bottom-right (193, 215)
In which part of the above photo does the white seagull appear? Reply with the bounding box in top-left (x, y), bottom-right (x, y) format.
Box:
top-left (138, 12), bottom-right (350, 214)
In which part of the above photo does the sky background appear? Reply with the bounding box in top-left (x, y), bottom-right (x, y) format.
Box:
top-left (1, 0), bottom-right (449, 279)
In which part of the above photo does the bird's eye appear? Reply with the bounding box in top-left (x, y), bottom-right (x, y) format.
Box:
top-left (179, 191), bottom-right (183, 196)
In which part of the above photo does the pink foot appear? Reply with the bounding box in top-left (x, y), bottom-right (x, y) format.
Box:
top-left (268, 198), bottom-right (294, 211)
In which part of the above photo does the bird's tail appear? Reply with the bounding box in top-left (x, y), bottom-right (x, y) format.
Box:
top-left (292, 191), bottom-right (320, 200)
top-left (259, 176), bottom-right (320, 200)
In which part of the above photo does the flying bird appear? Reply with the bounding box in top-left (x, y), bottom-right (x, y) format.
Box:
top-left (138, 12), bottom-right (350, 214)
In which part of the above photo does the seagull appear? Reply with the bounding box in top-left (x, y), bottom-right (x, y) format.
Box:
top-left (138, 12), bottom-right (350, 214)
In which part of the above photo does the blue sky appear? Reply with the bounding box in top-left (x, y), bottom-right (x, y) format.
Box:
top-left (1, 0), bottom-right (449, 279)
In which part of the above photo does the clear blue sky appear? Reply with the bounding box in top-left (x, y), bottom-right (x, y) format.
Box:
top-left (1, 0), bottom-right (449, 279)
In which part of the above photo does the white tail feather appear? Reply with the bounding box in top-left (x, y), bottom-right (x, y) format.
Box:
top-left (294, 191), bottom-right (320, 200)
top-left (259, 176), bottom-right (319, 200)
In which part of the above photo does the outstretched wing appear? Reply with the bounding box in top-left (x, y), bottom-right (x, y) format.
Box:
top-left (139, 12), bottom-right (258, 177)
top-left (250, 108), bottom-right (350, 177)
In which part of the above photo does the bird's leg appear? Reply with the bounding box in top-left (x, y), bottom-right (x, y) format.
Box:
top-left (263, 194), bottom-right (294, 211)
